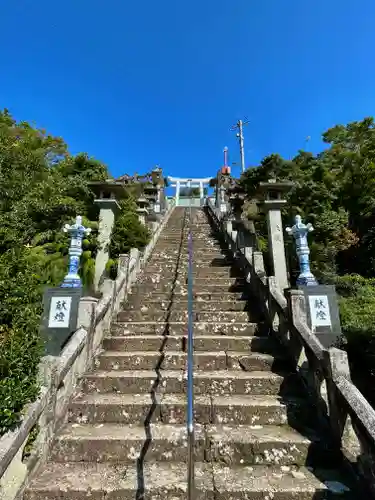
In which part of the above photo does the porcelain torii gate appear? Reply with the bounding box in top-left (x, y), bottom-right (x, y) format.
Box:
top-left (167, 176), bottom-right (213, 206)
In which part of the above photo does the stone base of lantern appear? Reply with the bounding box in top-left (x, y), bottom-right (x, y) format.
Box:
top-left (61, 276), bottom-right (82, 288)
top-left (296, 273), bottom-right (318, 286)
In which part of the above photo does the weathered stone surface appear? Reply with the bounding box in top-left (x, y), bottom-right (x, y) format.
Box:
top-left (68, 393), bottom-right (292, 426)
top-left (111, 321), bottom-right (261, 336)
top-left (97, 351), bottom-right (228, 371)
top-left (23, 461), bottom-right (355, 499)
top-left (80, 369), bottom-right (287, 396)
top-left (102, 335), bottom-right (275, 353)
top-left (124, 299), bottom-right (248, 312)
top-left (25, 206), bottom-right (360, 500)
top-left (97, 350), bottom-right (284, 372)
top-left (126, 291), bottom-right (247, 303)
top-left (212, 464), bottom-right (354, 499)
top-left (68, 393), bottom-right (163, 424)
top-left (131, 283), bottom-right (246, 294)
top-left (24, 462), bottom-right (214, 500)
top-left (51, 423), bottom-right (206, 463)
top-left (207, 424), bottom-right (313, 466)
top-left (117, 309), bottom-right (251, 322)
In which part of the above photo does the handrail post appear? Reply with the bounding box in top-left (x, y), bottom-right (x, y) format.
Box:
top-left (187, 205), bottom-right (195, 500)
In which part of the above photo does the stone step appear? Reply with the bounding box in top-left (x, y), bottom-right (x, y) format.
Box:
top-left (50, 423), bottom-right (205, 463)
top-left (68, 393), bottom-right (294, 425)
top-left (80, 369), bottom-right (295, 396)
top-left (50, 422), bottom-right (317, 466)
top-left (97, 351), bottom-right (283, 372)
top-left (24, 461), bottom-right (355, 500)
top-left (136, 278), bottom-right (245, 290)
top-left (124, 300), bottom-right (248, 312)
top-left (157, 240), bottom-right (217, 244)
top-left (103, 335), bottom-right (274, 353)
top-left (127, 292), bottom-right (247, 302)
top-left (148, 259), bottom-right (235, 268)
top-left (149, 255), bottom-right (233, 264)
top-left (132, 283), bottom-right (246, 294)
top-left (154, 247), bottom-right (222, 253)
top-left (111, 321), bottom-right (261, 336)
top-left (143, 268), bottom-right (241, 278)
top-left (117, 310), bottom-right (250, 322)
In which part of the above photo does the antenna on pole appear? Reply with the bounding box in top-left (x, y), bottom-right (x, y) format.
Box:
top-left (230, 117), bottom-right (249, 174)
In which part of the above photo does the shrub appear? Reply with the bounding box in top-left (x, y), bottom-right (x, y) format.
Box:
top-left (337, 274), bottom-right (375, 406)
top-left (108, 197), bottom-right (150, 273)
top-left (0, 249), bottom-right (44, 433)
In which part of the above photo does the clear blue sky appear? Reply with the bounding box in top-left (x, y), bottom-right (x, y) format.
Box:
top-left (1, 0), bottom-right (374, 180)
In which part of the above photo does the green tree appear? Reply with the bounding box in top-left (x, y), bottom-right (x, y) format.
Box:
top-left (239, 117), bottom-right (375, 406)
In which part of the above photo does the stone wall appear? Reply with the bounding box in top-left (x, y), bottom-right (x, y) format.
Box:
top-left (0, 200), bottom-right (175, 500)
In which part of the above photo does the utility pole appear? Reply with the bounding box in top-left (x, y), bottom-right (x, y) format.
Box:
top-left (230, 118), bottom-right (249, 174)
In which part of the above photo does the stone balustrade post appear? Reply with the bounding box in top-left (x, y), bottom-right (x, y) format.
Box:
top-left (231, 230), bottom-right (238, 257)
top-left (253, 251), bottom-right (265, 277)
top-left (118, 253), bottom-right (129, 275)
top-left (244, 246), bottom-right (253, 263)
top-left (77, 296), bottom-right (99, 369)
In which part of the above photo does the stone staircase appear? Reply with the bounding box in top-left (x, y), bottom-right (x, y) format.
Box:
top-left (25, 207), bottom-right (358, 499)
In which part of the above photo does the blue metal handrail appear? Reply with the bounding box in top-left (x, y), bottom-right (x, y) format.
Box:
top-left (187, 206), bottom-right (195, 500)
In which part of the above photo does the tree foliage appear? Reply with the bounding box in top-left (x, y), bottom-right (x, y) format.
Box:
top-left (239, 117), bottom-right (375, 405)
top-left (0, 109), bottom-right (146, 432)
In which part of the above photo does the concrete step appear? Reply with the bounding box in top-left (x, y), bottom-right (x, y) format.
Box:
top-left (127, 292), bottom-right (247, 302)
top-left (124, 300), bottom-right (249, 312)
top-left (148, 259), bottom-right (236, 268)
top-left (143, 268), bottom-right (241, 278)
top-left (97, 351), bottom-right (284, 372)
top-left (209, 464), bottom-right (355, 499)
top-left (136, 279), bottom-right (246, 292)
top-left (149, 247), bottom-right (222, 253)
top-left (155, 240), bottom-right (219, 245)
top-left (132, 283), bottom-right (247, 294)
top-left (149, 255), bottom-right (234, 264)
top-left (111, 321), bottom-right (261, 336)
top-left (117, 310), bottom-right (251, 322)
top-left (80, 369), bottom-right (296, 396)
top-left (24, 461), bottom-right (355, 499)
top-left (142, 268), bottom-right (239, 280)
top-left (50, 423), bottom-right (206, 463)
top-left (50, 423), bottom-right (317, 466)
top-left (68, 393), bottom-right (294, 425)
top-left (103, 335), bottom-right (274, 353)
top-left (145, 261), bottom-right (234, 271)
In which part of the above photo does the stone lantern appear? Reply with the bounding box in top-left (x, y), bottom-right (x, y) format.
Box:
top-left (256, 179), bottom-right (294, 291)
top-left (136, 195), bottom-right (149, 226)
top-left (143, 183), bottom-right (158, 219)
top-left (87, 179), bottom-right (123, 291)
top-left (151, 167), bottom-right (165, 214)
top-left (228, 188), bottom-right (245, 220)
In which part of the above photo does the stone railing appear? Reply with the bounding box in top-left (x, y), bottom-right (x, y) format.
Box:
top-left (0, 199), bottom-right (176, 500)
top-left (206, 199), bottom-right (375, 496)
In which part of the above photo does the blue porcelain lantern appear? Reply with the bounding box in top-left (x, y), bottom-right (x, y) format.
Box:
top-left (61, 215), bottom-right (91, 288)
top-left (286, 215), bottom-right (317, 286)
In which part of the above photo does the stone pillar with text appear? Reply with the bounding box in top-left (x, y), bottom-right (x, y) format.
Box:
top-left (257, 179), bottom-right (294, 292)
